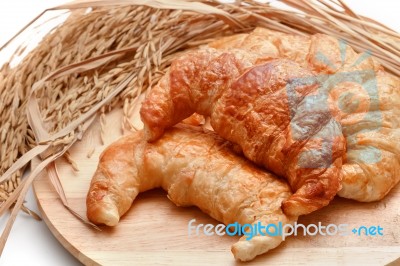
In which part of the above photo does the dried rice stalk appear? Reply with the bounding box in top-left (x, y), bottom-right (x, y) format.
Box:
top-left (0, 0), bottom-right (399, 255)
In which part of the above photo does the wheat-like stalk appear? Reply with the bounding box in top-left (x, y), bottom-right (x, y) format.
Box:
top-left (0, 0), bottom-right (399, 254)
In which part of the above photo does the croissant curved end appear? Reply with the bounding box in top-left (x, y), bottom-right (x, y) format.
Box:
top-left (86, 199), bottom-right (120, 226)
top-left (231, 214), bottom-right (293, 261)
top-left (143, 123), bottom-right (164, 142)
top-left (281, 173), bottom-right (342, 216)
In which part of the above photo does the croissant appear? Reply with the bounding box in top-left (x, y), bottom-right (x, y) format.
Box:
top-left (86, 124), bottom-right (295, 261)
top-left (140, 49), bottom-right (346, 216)
top-left (210, 28), bottom-right (400, 202)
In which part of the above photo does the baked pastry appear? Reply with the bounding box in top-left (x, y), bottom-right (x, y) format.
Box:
top-left (210, 28), bottom-right (400, 202)
top-left (140, 50), bottom-right (346, 216)
top-left (86, 124), bottom-right (295, 261)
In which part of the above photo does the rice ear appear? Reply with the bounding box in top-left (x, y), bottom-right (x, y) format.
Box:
top-left (0, 0), bottom-right (399, 254)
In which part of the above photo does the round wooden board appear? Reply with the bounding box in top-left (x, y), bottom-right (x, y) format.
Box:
top-left (32, 105), bottom-right (400, 265)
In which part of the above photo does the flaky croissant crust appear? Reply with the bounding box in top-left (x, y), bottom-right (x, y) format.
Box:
top-left (141, 27), bottom-right (400, 205)
top-left (141, 46), bottom-right (346, 217)
top-left (86, 124), bottom-right (295, 261)
top-left (209, 28), bottom-right (400, 202)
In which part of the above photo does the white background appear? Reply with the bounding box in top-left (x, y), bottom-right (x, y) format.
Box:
top-left (0, 1), bottom-right (399, 265)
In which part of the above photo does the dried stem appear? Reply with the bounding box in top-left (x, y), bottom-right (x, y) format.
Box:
top-left (0, 0), bottom-right (398, 253)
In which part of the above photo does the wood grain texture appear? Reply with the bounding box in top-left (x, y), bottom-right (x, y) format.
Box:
top-left (32, 106), bottom-right (400, 265)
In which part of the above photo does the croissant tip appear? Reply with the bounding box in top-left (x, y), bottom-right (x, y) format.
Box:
top-left (143, 124), bottom-right (162, 142)
top-left (231, 244), bottom-right (253, 262)
top-left (87, 204), bottom-right (120, 226)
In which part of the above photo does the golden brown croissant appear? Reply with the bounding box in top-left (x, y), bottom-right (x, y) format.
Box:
top-left (86, 124), bottom-right (295, 261)
top-left (140, 49), bottom-right (346, 216)
top-left (215, 28), bottom-right (400, 202)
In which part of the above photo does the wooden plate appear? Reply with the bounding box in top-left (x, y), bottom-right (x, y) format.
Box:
top-left (32, 105), bottom-right (400, 265)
